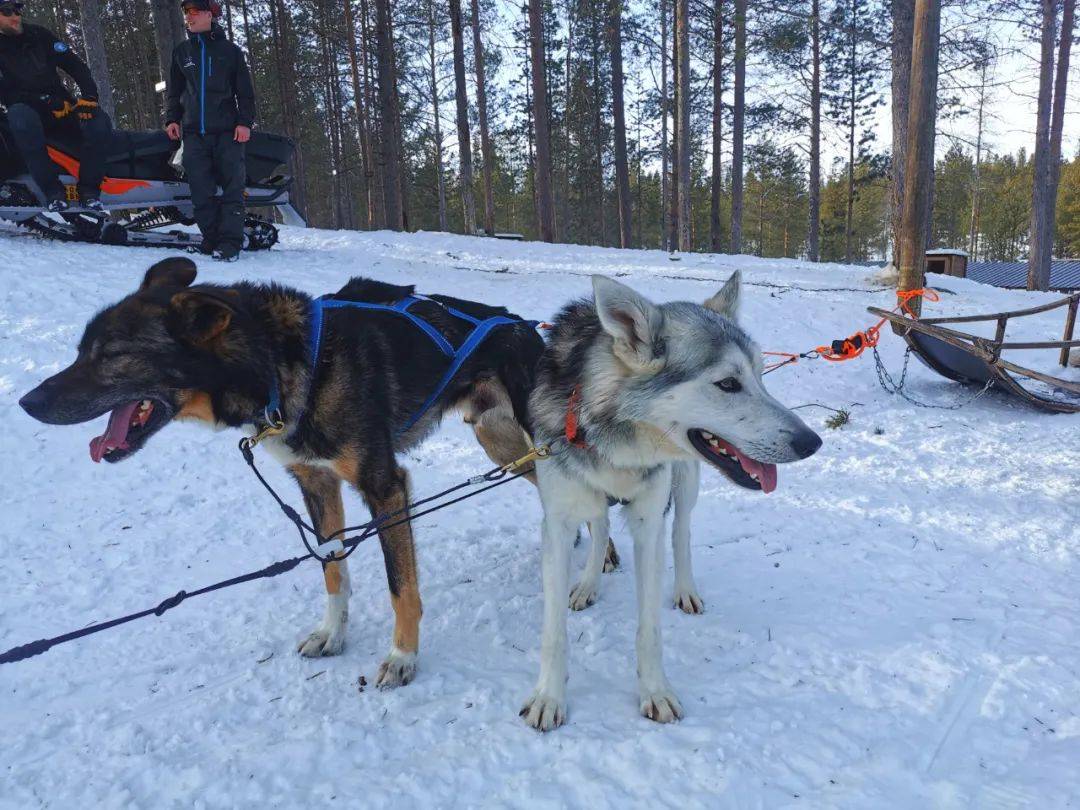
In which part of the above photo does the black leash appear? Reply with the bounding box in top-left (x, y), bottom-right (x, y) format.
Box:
top-left (0, 438), bottom-right (543, 666)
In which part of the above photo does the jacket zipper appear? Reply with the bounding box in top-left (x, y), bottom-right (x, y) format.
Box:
top-left (199, 37), bottom-right (206, 135)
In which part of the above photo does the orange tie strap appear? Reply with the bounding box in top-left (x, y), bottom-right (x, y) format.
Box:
top-left (765, 288), bottom-right (936, 370)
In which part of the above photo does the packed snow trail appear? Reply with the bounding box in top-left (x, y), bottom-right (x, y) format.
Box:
top-left (1, 226), bottom-right (1078, 809)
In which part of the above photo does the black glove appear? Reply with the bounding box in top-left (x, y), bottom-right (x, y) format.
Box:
top-left (45, 95), bottom-right (74, 120)
top-left (75, 98), bottom-right (99, 121)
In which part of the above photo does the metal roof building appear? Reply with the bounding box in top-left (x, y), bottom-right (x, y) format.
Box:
top-left (966, 261), bottom-right (1080, 292)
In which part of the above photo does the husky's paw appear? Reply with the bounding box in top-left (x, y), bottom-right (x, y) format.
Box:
top-left (520, 690), bottom-right (567, 731)
top-left (297, 624), bottom-right (346, 657)
top-left (603, 539), bottom-right (621, 573)
top-left (673, 587), bottom-right (704, 615)
top-left (640, 688), bottom-right (684, 724)
top-left (376, 649), bottom-right (417, 690)
top-left (569, 580), bottom-right (599, 611)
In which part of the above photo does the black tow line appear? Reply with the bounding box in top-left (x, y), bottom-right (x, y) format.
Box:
top-left (0, 437), bottom-right (547, 666)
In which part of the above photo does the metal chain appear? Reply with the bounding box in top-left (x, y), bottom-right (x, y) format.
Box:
top-left (873, 346), bottom-right (995, 410)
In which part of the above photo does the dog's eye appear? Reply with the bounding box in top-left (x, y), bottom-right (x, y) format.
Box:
top-left (715, 377), bottom-right (741, 393)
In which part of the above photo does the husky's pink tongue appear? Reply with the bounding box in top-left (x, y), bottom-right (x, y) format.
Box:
top-left (89, 402), bottom-right (139, 463)
top-left (720, 439), bottom-right (778, 494)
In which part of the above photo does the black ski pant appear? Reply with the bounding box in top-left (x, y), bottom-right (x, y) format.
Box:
top-left (6, 102), bottom-right (111, 202)
top-left (182, 131), bottom-right (246, 251)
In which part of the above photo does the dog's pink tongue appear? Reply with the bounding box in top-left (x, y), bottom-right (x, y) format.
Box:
top-left (89, 402), bottom-right (139, 463)
top-left (735, 450), bottom-right (778, 494)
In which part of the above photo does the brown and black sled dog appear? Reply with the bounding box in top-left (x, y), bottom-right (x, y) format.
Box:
top-left (19, 257), bottom-right (543, 688)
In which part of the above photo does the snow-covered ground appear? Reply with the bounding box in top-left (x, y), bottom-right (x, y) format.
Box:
top-left (1, 226), bottom-right (1078, 809)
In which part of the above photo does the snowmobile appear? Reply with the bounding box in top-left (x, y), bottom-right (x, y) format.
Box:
top-left (0, 115), bottom-right (304, 250)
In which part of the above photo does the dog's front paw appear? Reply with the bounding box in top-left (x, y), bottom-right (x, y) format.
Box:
top-left (376, 648), bottom-right (417, 689)
top-left (640, 687), bottom-right (683, 723)
top-left (569, 579), bottom-right (598, 611)
top-left (603, 538), bottom-right (621, 573)
top-left (520, 689), bottom-right (567, 731)
top-left (297, 624), bottom-right (346, 657)
top-left (673, 587), bottom-right (704, 615)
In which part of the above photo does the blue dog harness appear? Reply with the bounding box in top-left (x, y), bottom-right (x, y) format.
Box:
top-left (266, 294), bottom-right (526, 435)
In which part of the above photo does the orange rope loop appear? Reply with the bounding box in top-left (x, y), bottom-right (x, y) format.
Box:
top-left (763, 288), bottom-right (934, 370)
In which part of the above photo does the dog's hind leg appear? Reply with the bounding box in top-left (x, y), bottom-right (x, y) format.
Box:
top-left (345, 457), bottom-right (422, 690)
top-left (671, 461), bottom-right (704, 614)
top-left (628, 464), bottom-right (684, 724)
top-left (290, 464), bottom-right (351, 657)
top-left (569, 513), bottom-right (611, 611)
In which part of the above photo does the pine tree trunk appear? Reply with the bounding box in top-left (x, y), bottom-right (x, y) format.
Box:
top-left (1028, 0), bottom-right (1057, 290)
top-left (808, 0), bottom-right (821, 261)
top-left (344, 0), bottom-right (373, 229)
top-left (669, 10), bottom-right (679, 251)
top-left (374, 0), bottom-right (404, 229)
top-left (149, 0), bottom-right (185, 82)
top-left (450, 0), bottom-right (477, 235)
top-left (676, 0), bottom-right (691, 251)
top-left (359, 0), bottom-right (381, 228)
top-left (388, 10), bottom-right (409, 228)
top-left (470, 0), bottom-right (496, 235)
top-left (1035, 0), bottom-right (1075, 288)
top-left (891, 0), bottom-right (914, 262)
top-left (897, 0), bottom-right (940, 312)
top-left (730, 0), bottom-right (746, 253)
top-left (590, 13), bottom-right (608, 245)
top-left (76, 0), bottom-right (115, 119)
top-left (279, 0), bottom-right (308, 215)
top-left (660, 0), bottom-right (669, 250)
top-left (845, 0), bottom-right (856, 263)
top-left (427, 0), bottom-right (448, 231)
top-left (710, 0), bottom-right (723, 252)
top-left (610, 0), bottom-right (632, 248)
top-left (968, 56), bottom-right (987, 261)
top-left (528, 0), bottom-right (556, 242)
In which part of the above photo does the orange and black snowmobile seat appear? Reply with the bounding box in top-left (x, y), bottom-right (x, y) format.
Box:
top-left (48, 128), bottom-right (293, 185)
top-left (40, 128), bottom-right (179, 182)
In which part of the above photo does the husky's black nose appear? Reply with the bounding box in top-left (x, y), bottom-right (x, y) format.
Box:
top-left (19, 386), bottom-right (50, 421)
top-left (791, 429), bottom-right (822, 459)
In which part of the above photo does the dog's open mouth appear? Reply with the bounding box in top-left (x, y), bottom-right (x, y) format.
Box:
top-left (89, 399), bottom-right (172, 463)
top-left (687, 429), bottom-right (777, 493)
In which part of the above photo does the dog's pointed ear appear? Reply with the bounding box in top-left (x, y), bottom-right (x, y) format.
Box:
top-left (169, 288), bottom-right (238, 345)
top-left (141, 257), bottom-right (197, 291)
top-left (593, 276), bottom-right (664, 373)
top-left (704, 270), bottom-right (741, 320)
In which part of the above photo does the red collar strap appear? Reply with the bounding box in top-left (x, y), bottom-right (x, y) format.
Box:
top-left (565, 385), bottom-right (590, 448)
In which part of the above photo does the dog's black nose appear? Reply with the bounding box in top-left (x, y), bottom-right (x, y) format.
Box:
top-left (19, 386), bottom-right (49, 420)
top-left (791, 429), bottom-right (822, 459)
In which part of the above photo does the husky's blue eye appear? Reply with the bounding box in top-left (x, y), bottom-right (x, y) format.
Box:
top-left (715, 377), bottom-right (741, 393)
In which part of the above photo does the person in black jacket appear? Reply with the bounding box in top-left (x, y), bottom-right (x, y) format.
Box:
top-left (164, 0), bottom-right (255, 262)
top-left (0, 1), bottom-right (111, 212)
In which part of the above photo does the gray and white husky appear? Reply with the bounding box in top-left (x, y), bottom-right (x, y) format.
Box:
top-left (521, 271), bottom-right (822, 731)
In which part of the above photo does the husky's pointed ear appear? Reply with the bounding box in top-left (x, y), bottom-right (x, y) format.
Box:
top-left (704, 270), bottom-right (741, 319)
top-left (593, 276), bottom-right (664, 373)
top-left (141, 257), bottom-right (197, 291)
top-left (168, 288), bottom-right (238, 345)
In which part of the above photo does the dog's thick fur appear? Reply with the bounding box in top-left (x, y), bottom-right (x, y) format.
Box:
top-left (521, 272), bottom-right (822, 730)
top-left (19, 257), bottom-right (544, 688)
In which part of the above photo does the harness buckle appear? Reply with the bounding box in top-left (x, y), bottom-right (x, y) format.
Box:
top-left (501, 443), bottom-right (552, 474)
top-left (242, 411), bottom-right (286, 450)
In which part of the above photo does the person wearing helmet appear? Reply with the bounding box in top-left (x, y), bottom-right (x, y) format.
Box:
top-left (0, 1), bottom-right (111, 212)
top-left (164, 0), bottom-right (256, 262)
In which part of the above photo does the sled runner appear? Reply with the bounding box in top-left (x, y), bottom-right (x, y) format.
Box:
top-left (867, 293), bottom-right (1080, 414)
top-left (0, 117), bottom-right (304, 250)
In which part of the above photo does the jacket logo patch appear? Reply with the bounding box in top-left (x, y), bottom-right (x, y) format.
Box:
top-left (53, 42), bottom-right (70, 53)
top-left (182, 58), bottom-right (196, 69)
